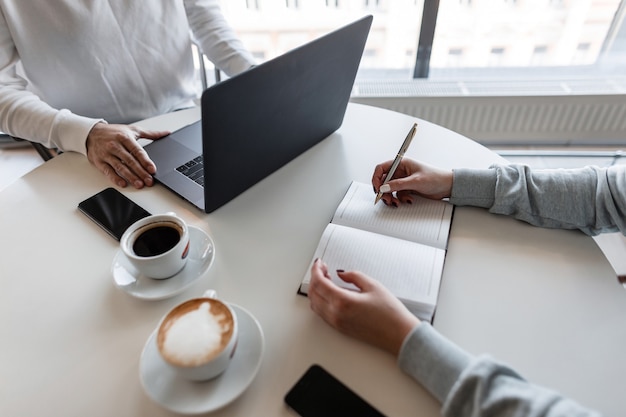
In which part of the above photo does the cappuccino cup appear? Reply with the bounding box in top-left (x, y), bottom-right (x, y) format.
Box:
top-left (156, 297), bottom-right (238, 381)
top-left (120, 213), bottom-right (190, 279)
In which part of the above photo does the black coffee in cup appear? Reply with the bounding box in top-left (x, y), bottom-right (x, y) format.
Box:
top-left (132, 224), bottom-right (181, 257)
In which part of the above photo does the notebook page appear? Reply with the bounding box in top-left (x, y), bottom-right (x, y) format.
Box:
top-left (332, 181), bottom-right (453, 249)
top-left (301, 224), bottom-right (444, 311)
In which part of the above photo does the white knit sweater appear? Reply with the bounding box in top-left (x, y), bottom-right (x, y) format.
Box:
top-left (0, 0), bottom-right (254, 154)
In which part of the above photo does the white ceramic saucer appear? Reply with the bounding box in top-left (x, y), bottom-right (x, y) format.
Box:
top-left (112, 226), bottom-right (215, 300)
top-left (139, 304), bottom-right (265, 414)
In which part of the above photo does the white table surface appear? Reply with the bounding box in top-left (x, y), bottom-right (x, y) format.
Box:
top-left (1, 103), bottom-right (624, 416)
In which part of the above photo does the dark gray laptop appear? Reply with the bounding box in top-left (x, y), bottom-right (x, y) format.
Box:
top-left (144, 15), bottom-right (372, 213)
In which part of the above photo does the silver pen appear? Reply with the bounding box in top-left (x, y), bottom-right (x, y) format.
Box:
top-left (374, 123), bottom-right (418, 204)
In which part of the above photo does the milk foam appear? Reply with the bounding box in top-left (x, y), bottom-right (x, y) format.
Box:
top-left (162, 302), bottom-right (231, 366)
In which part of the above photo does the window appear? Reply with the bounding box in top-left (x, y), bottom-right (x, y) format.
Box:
top-left (220, 0), bottom-right (626, 84)
top-left (364, 0), bottom-right (382, 9)
top-left (285, 0), bottom-right (299, 9)
top-left (447, 47), bottom-right (464, 67)
top-left (531, 45), bottom-right (548, 66)
top-left (572, 42), bottom-right (592, 65)
top-left (489, 47), bottom-right (506, 66)
top-left (428, 0), bottom-right (626, 79)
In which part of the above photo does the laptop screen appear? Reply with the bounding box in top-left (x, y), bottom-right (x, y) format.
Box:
top-left (200, 15), bottom-right (372, 213)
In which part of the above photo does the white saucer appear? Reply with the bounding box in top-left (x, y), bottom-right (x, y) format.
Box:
top-left (112, 226), bottom-right (215, 300)
top-left (139, 304), bottom-right (265, 414)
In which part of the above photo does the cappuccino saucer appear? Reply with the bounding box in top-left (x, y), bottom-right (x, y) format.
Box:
top-left (111, 226), bottom-right (215, 300)
top-left (139, 304), bottom-right (265, 414)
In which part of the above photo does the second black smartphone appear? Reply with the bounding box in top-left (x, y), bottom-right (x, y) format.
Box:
top-left (285, 364), bottom-right (386, 417)
top-left (78, 188), bottom-right (151, 240)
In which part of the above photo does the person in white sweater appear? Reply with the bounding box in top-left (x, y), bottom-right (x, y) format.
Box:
top-left (308, 158), bottom-right (624, 417)
top-left (0, 1), bottom-right (254, 188)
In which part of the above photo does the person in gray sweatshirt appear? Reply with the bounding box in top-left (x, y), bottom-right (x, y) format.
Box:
top-left (308, 158), bottom-right (624, 417)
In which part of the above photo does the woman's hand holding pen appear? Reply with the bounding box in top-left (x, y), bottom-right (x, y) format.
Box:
top-left (372, 158), bottom-right (454, 206)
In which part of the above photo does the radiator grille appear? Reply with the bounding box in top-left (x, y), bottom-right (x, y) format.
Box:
top-left (351, 79), bottom-right (626, 146)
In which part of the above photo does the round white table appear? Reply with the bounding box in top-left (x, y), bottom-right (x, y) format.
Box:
top-left (1, 103), bottom-right (623, 417)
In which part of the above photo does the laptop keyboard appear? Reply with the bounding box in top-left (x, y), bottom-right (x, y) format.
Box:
top-left (176, 156), bottom-right (204, 186)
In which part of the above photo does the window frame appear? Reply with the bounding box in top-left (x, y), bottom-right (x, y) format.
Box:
top-left (413, 0), bottom-right (626, 80)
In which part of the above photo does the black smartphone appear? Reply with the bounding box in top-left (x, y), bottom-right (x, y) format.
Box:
top-left (285, 364), bottom-right (387, 417)
top-left (77, 188), bottom-right (151, 240)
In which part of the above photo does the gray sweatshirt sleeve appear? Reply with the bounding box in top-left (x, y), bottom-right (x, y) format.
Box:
top-left (449, 164), bottom-right (626, 236)
top-left (398, 324), bottom-right (603, 417)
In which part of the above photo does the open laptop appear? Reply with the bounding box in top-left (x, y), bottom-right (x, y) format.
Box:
top-left (144, 15), bottom-right (373, 213)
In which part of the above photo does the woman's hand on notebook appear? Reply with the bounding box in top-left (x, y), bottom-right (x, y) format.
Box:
top-left (372, 158), bottom-right (453, 207)
top-left (308, 259), bottom-right (420, 357)
top-left (86, 122), bottom-right (170, 189)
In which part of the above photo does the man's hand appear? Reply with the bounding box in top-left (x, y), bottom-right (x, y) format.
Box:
top-left (86, 122), bottom-right (170, 189)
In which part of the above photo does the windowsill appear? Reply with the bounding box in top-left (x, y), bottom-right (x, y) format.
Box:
top-left (353, 76), bottom-right (626, 97)
top-left (353, 65), bottom-right (626, 97)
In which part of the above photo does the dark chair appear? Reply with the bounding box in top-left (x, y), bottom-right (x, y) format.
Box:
top-left (27, 139), bottom-right (58, 161)
top-left (16, 137), bottom-right (58, 161)
top-left (193, 42), bottom-right (222, 90)
top-left (0, 134), bottom-right (57, 161)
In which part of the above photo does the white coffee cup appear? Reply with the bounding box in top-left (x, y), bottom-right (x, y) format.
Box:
top-left (120, 213), bottom-right (190, 279)
top-left (156, 295), bottom-right (238, 381)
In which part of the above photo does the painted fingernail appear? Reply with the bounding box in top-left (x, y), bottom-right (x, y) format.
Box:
top-left (336, 269), bottom-right (345, 273)
top-left (391, 201), bottom-right (398, 207)
top-left (380, 184), bottom-right (391, 193)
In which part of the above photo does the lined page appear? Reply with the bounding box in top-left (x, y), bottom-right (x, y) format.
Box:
top-left (301, 224), bottom-right (444, 318)
top-left (332, 181), bottom-right (453, 249)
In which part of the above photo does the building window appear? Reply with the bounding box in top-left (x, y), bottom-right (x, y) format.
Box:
top-left (531, 45), bottom-right (548, 66)
top-left (245, 0), bottom-right (259, 10)
top-left (447, 48), bottom-right (463, 67)
top-left (489, 47), bottom-right (506, 66)
top-left (572, 42), bottom-right (592, 65)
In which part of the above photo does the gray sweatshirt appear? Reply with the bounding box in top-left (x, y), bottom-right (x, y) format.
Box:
top-left (397, 164), bottom-right (625, 417)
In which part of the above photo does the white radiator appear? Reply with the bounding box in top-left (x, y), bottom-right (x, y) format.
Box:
top-left (350, 79), bottom-right (626, 146)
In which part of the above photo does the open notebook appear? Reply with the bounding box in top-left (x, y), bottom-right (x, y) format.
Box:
top-left (299, 181), bottom-right (454, 322)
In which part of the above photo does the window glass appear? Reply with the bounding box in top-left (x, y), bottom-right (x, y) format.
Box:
top-left (219, 0), bottom-right (626, 81)
top-left (221, 0), bottom-right (424, 80)
top-left (430, 0), bottom-right (626, 77)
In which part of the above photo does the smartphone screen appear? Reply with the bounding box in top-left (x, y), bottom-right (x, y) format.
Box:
top-left (285, 364), bottom-right (387, 417)
top-left (77, 188), bottom-right (151, 240)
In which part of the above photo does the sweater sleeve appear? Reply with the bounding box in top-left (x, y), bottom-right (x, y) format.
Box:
top-left (450, 164), bottom-right (626, 236)
top-left (398, 324), bottom-right (603, 417)
top-left (0, 8), bottom-right (101, 154)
